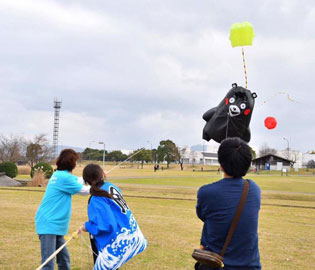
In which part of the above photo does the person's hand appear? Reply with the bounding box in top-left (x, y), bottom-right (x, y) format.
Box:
top-left (81, 223), bottom-right (87, 232)
top-left (200, 245), bottom-right (205, 250)
top-left (103, 170), bottom-right (107, 179)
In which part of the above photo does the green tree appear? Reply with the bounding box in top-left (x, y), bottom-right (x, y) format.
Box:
top-left (30, 162), bottom-right (53, 179)
top-left (157, 140), bottom-right (179, 168)
top-left (106, 151), bottom-right (128, 162)
top-left (82, 148), bottom-right (107, 161)
top-left (0, 161), bottom-right (18, 178)
top-left (249, 146), bottom-right (256, 159)
top-left (131, 149), bottom-right (152, 169)
top-left (307, 160), bottom-right (315, 169)
top-left (152, 149), bottom-right (158, 164)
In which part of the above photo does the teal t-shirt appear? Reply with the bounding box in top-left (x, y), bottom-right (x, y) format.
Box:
top-left (35, 170), bottom-right (83, 235)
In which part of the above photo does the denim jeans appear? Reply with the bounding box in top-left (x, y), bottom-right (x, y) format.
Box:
top-left (38, 234), bottom-right (70, 270)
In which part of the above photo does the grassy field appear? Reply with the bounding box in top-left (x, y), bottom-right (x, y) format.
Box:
top-left (1, 165), bottom-right (315, 269)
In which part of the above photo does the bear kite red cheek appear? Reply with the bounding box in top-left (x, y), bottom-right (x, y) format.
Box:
top-left (225, 98), bottom-right (228, 105)
top-left (244, 109), bottom-right (251, 116)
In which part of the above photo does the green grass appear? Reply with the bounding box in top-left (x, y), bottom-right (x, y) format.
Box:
top-left (1, 169), bottom-right (315, 270)
top-left (107, 174), bottom-right (315, 194)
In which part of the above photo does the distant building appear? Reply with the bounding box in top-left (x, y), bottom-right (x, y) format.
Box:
top-left (276, 150), bottom-right (303, 169)
top-left (120, 149), bottom-right (134, 155)
top-left (252, 154), bottom-right (292, 171)
top-left (200, 152), bottom-right (219, 165)
top-left (302, 153), bottom-right (315, 167)
top-left (273, 150), bottom-right (315, 169)
top-left (178, 146), bottom-right (219, 165)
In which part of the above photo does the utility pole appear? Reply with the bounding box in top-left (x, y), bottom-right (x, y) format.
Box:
top-left (53, 99), bottom-right (62, 158)
top-left (99, 142), bottom-right (105, 169)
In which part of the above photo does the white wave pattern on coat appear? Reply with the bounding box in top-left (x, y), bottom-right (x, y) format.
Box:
top-left (94, 214), bottom-right (148, 270)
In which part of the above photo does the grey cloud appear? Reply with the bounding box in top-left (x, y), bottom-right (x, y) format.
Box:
top-left (0, 0), bottom-right (314, 152)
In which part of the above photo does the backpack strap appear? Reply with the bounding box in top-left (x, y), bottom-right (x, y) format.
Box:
top-left (220, 179), bottom-right (249, 257)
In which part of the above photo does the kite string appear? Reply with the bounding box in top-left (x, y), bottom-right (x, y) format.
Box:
top-left (256, 91), bottom-right (297, 109)
top-left (225, 113), bottom-right (230, 139)
top-left (81, 234), bottom-right (99, 258)
top-left (242, 47), bottom-right (248, 88)
top-left (106, 147), bottom-right (145, 174)
top-left (35, 148), bottom-right (146, 269)
top-left (35, 229), bottom-right (81, 270)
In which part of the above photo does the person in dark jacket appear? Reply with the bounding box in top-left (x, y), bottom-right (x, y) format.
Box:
top-left (196, 137), bottom-right (261, 270)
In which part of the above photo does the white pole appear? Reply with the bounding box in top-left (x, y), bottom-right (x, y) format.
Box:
top-left (102, 143), bottom-right (105, 169)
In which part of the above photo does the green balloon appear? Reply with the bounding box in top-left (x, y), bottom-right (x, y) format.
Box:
top-left (229, 22), bottom-right (255, 47)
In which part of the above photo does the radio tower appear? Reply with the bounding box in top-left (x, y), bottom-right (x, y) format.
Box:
top-left (53, 99), bottom-right (62, 157)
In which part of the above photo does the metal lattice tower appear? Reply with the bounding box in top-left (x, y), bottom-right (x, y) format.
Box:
top-left (53, 99), bottom-right (62, 157)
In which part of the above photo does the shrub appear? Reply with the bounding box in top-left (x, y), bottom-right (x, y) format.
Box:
top-left (27, 171), bottom-right (48, 187)
top-left (307, 160), bottom-right (315, 169)
top-left (18, 166), bottom-right (31, 175)
top-left (0, 162), bottom-right (18, 178)
top-left (30, 162), bottom-right (53, 179)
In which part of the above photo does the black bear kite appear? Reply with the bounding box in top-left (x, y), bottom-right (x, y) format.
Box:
top-left (202, 83), bottom-right (257, 143)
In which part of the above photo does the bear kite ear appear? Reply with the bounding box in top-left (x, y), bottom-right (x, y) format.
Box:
top-left (252, 92), bottom-right (257, 99)
top-left (232, 83), bottom-right (238, 88)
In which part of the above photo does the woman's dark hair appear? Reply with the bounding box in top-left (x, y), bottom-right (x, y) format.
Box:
top-left (83, 164), bottom-right (112, 198)
top-left (56, 149), bottom-right (79, 172)
top-left (218, 137), bottom-right (252, 178)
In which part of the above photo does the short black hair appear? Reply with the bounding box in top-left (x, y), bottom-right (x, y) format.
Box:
top-left (218, 137), bottom-right (252, 178)
top-left (56, 149), bottom-right (79, 172)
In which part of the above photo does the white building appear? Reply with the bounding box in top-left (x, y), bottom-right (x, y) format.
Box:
top-left (178, 146), bottom-right (219, 165)
top-left (302, 153), bottom-right (315, 167)
top-left (274, 150), bottom-right (314, 169)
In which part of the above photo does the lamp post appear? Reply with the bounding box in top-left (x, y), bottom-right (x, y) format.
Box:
top-left (283, 137), bottom-right (291, 168)
top-left (99, 142), bottom-right (105, 169)
top-left (89, 141), bottom-right (96, 160)
top-left (283, 137), bottom-right (290, 157)
top-left (147, 140), bottom-right (152, 164)
top-left (203, 142), bottom-right (205, 166)
top-left (147, 140), bottom-right (152, 151)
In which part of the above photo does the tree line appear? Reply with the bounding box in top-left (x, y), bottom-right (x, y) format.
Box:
top-left (82, 139), bottom-right (181, 169)
top-left (2, 133), bottom-right (313, 170)
top-left (0, 135), bottom-right (183, 170)
top-left (0, 134), bottom-right (53, 168)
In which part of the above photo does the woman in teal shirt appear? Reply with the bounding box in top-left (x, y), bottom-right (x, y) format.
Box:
top-left (35, 149), bottom-right (90, 270)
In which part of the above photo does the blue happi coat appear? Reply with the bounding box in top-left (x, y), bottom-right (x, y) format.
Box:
top-left (85, 182), bottom-right (148, 270)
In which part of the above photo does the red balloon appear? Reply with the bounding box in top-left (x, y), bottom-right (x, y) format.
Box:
top-left (264, 117), bottom-right (277, 129)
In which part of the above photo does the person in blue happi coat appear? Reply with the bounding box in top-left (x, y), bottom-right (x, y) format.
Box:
top-left (82, 164), bottom-right (148, 270)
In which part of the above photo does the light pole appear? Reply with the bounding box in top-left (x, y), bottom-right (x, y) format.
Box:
top-left (89, 141), bottom-right (96, 160)
top-left (147, 140), bottom-right (152, 151)
top-left (283, 137), bottom-right (290, 157)
top-left (203, 142), bottom-right (205, 166)
top-left (147, 140), bottom-right (152, 164)
top-left (283, 137), bottom-right (291, 168)
top-left (99, 142), bottom-right (105, 169)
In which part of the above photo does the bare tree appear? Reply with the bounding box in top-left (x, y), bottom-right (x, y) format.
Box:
top-left (190, 150), bottom-right (199, 167)
top-left (259, 143), bottom-right (277, 157)
top-left (178, 146), bottom-right (188, 170)
top-left (0, 135), bottom-right (24, 162)
top-left (25, 134), bottom-right (54, 168)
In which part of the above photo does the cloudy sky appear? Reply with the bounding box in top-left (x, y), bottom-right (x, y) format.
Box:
top-left (0, 0), bottom-right (314, 152)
